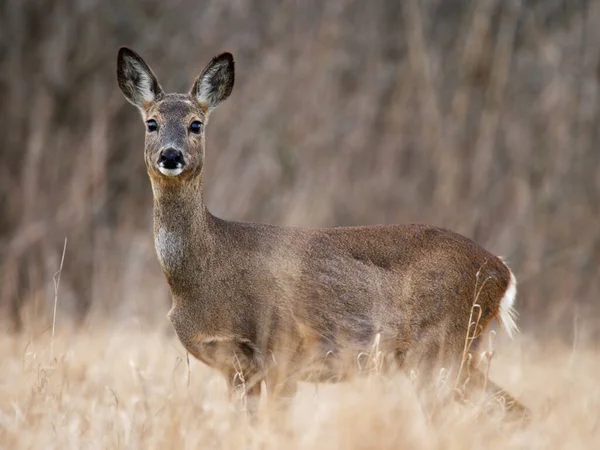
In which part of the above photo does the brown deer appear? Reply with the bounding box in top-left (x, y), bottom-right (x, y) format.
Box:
top-left (116, 47), bottom-right (527, 419)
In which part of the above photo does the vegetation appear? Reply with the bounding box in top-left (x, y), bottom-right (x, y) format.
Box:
top-left (1, 1), bottom-right (598, 447)
top-left (1, 327), bottom-right (599, 448)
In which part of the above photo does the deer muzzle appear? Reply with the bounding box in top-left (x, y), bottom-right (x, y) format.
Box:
top-left (158, 148), bottom-right (185, 176)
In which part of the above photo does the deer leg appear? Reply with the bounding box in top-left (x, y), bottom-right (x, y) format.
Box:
top-left (460, 367), bottom-right (531, 422)
top-left (450, 321), bottom-right (530, 422)
top-left (399, 338), bottom-right (456, 422)
top-left (225, 368), bottom-right (263, 418)
top-left (264, 373), bottom-right (297, 414)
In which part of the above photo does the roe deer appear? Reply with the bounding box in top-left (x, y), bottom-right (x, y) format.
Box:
top-left (117, 47), bottom-right (527, 419)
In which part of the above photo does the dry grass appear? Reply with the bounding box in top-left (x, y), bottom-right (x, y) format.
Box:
top-left (1, 325), bottom-right (598, 449)
top-left (1, 2), bottom-right (599, 447)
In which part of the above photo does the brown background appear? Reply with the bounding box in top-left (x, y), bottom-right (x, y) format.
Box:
top-left (1, 0), bottom-right (598, 338)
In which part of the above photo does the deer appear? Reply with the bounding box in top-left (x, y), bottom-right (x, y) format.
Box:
top-left (116, 47), bottom-right (528, 420)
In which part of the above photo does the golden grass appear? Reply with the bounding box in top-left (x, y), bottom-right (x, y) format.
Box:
top-left (1, 326), bottom-right (598, 449)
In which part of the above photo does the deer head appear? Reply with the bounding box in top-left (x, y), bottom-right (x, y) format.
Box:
top-left (116, 47), bottom-right (234, 183)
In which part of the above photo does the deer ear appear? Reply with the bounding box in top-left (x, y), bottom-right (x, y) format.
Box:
top-left (117, 47), bottom-right (164, 110)
top-left (190, 53), bottom-right (234, 111)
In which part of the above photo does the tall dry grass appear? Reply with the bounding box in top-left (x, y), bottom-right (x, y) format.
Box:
top-left (1, 325), bottom-right (598, 449)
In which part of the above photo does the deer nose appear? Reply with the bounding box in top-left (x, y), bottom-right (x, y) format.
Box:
top-left (158, 149), bottom-right (184, 169)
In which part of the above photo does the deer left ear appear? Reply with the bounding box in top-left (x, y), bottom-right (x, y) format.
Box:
top-left (190, 53), bottom-right (235, 111)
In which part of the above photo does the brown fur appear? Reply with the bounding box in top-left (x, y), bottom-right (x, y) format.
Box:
top-left (117, 47), bottom-right (528, 419)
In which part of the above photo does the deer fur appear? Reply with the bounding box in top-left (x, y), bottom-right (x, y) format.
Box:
top-left (117, 47), bottom-right (527, 418)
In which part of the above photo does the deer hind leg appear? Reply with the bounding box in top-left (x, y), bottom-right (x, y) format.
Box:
top-left (476, 371), bottom-right (529, 421)
top-left (399, 310), bottom-right (530, 421)
top-left (397, 327), bottom-right (525, 422)
top-left (453, 320), bottom-right (531, 422)
top-left (459, 362), bottom-right (531, 422)
top-left (397, 331), bottom-right (461, 421)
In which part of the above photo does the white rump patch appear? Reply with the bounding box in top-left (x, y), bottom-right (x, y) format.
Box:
top-left (498, 269), bottom-right (519, 338)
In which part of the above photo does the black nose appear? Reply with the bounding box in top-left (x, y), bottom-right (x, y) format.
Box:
top-left (158, 149), bottom-right (184, 169)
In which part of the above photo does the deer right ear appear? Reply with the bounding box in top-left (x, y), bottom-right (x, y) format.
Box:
top-left (117, 47), bottom-right (164, 110)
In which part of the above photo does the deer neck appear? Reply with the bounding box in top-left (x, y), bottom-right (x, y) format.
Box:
top-left (150, 176), bottom-right (215, 283)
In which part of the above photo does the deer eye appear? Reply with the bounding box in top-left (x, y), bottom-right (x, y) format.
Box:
top-left (146, 119), bottom-right (158, 132)
top-left (189, 121), bottom-right (203, 134)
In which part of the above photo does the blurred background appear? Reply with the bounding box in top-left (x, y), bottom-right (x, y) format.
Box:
top-left (0, 0), bottom-right (598, 339)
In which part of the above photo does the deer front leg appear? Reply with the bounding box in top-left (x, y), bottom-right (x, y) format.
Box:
top-left (224, 344), bottom-right (266, 419)
top-left (225, 357), bottom-right (298, 421)
top-left (225, 368), bottom-right (263, 418)
top-left (264, 373), bottom-right (297, 414)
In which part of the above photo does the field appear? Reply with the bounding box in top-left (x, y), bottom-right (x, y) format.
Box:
top-left (1, 1), bottom-right (599, 448)
top-left (1, 323), bottom-right (598, 449)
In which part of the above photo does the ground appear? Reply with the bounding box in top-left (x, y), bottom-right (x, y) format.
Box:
top-left (1, 324), bottom-right (598, 449)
